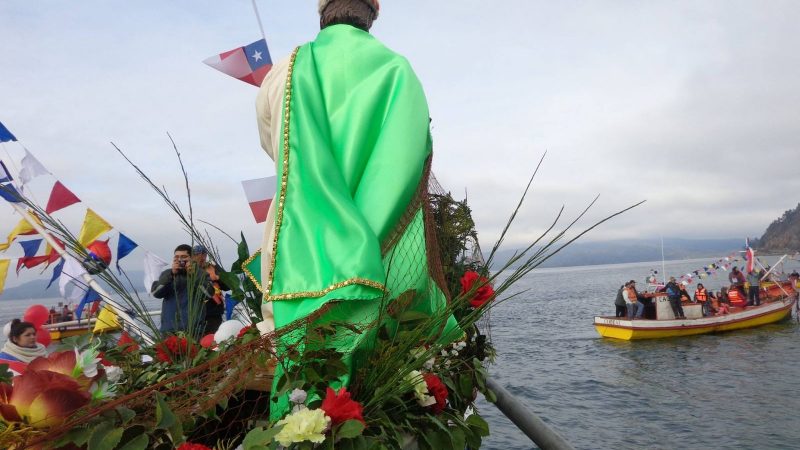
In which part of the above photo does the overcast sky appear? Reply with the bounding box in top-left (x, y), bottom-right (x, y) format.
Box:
top-left (2, 1), bottom-right (799, 287)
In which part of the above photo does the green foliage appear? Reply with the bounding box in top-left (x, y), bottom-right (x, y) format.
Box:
top-left (0, 363), bottom-right (12, 384)
top-left (217, 232), bottom-right (263, 322)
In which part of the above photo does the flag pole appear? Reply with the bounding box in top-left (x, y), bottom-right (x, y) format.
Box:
top-left (6, 202), bottom-right (155, 345)
top-left (251, 0), bottom-right (267, 42)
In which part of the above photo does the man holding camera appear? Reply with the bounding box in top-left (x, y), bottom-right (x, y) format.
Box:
top-left (151, 244), bottom-right (197, 334)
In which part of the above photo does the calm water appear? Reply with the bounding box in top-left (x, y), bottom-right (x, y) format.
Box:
top-left (479, 258), bottom-right (800, 450)
top-left (3, 258), bottom-right (799, 449)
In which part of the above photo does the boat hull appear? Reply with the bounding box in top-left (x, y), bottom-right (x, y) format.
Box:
top-left (594, 297), bottom-right (796, 340)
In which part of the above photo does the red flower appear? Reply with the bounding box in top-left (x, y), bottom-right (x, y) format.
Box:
top-left (320, 387), bottom-right (365, 426)
top-left (459, 271), bottom-right (495, 308)
top-left (27, 350), bottom-right (97, 390)
top-left (237, 325), bottom-right (253, 339)
top-left (117, 332), bottom-right (140, 353)
top-left (155, 336), bottom-right (198, 363)
top-left (176, 443), bottom-right (213, 450)
top-left (0, 370), bottom-right (90, 428)
top-left (422, 373), bottom-right (448, 414)
top-left (97, 352), bottom-right (113, 367)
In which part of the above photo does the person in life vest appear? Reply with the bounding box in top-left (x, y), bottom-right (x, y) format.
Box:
top-left (694, 283), bottom-right (709, 316)
top-left (191, 245), bottom-right (229, 335)
top-left (625, 281), bottom-right (644, 319)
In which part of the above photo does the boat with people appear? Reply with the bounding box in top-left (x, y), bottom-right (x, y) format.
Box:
top-left (595, 276), bottom-right (799, 340)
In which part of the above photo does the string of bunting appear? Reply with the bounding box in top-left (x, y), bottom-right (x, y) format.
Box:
top-left (0, 120), bottom-right (139, 297)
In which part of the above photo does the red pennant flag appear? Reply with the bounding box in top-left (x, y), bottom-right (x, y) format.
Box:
top-left (45, 181), bottom-right (81, 214)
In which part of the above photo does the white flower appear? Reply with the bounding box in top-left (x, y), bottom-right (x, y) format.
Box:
top-left (73, 347), bottom-right (101, 378)
top-left (105, 365), bottom-right (123, 383)
top-left (406, 370), bottom-right (436, 407)
top-left (90, 380), bottom-right (117, 400)
top-left (289, 388), bottom-right (307, 404)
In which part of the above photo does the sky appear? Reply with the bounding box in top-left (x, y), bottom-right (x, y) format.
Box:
top-left (2, 1), bottom-right (799, 288)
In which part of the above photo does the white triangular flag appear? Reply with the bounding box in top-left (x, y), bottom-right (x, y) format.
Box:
top-left (18, 149), bottom-right (50, 189)
top-left (58, 256), bottom-right (88, 300)
top-left (144, 251), bottom-right (169, 295)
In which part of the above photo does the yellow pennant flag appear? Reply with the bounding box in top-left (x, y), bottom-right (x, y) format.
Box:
top-left (77, 208), bottom-right (112, 247)
top-left (93, 306), bottom-right (121, 333)
top-left (0, 213), bottom-right (43, 251)
top-left (0, 259), bottom-right (9, 296)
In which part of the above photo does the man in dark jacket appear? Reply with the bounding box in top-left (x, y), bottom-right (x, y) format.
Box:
top-left (665, 277), bottom-right (685, 319)
top-left (615, 283), bottom-right (627, 317)
top-left (151, 244), bottom-right (194, 333)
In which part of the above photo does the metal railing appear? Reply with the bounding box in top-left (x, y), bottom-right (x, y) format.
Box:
top-left (486, 377), bottom-right (575, 450)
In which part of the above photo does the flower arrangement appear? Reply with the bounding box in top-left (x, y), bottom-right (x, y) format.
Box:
top-left (0, 146), bottom-right (640, 449)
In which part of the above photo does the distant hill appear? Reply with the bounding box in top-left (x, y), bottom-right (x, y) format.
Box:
top-left (757, 203), bottom-right (800, 253)
top-left (1, 271), bottom-right (146, 301)
top-left (491, 238), bottom-right (745, 269)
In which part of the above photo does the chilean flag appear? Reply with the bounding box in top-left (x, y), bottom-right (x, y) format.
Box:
top-left (204, 38), bottom-right (273, 87)
top-left (241, 176), bottom-right (276, 224)
top-left (745, 238), bottom-right (755, 273)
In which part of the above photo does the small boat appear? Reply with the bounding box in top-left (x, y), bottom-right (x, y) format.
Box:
top-left (594, 281), bottom-right (798, 340)
top-left (42, 318), bottom-right (98, 341)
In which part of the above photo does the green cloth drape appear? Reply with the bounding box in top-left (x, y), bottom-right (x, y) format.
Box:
top-left (245, 25), bottom-right (458, 418)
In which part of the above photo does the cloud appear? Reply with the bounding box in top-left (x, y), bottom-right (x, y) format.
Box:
top-left (2, 1), bottom-right (799, 289)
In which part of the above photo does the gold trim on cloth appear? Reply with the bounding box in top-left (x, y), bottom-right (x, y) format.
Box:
top-left (242, 248), bottom-right (263, 293)
top-left (257, 46), bottom-right (386, 302)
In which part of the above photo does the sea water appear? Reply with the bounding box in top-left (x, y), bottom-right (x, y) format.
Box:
top-left (479, 257), bottom-right (800, 449)
top-left (2, 258), bottom-right (799, 449)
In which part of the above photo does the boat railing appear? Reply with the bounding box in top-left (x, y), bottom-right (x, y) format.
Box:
top-left (486, 377), bottom-right (575, 450)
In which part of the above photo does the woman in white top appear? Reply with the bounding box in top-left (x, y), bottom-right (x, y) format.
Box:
top-left (0, 319), bottom-right (47, 372)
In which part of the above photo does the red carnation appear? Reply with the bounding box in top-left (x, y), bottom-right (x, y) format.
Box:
top-left (422, 373), bottom-right (448, 414)
top-left (320, 387), bottom-right (365, 426)
top-left (237, 325), bottom-right (253, 339)
top-left (155, 336), bottom-right (197, 363)
top-left (117, 332), bottom-right (140, 353)
top-left (459, 271), bottom-right (495, 308)
top-left (176, 443), bottom-right (212, 450)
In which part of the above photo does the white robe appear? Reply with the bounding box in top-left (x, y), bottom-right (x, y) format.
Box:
top-left (253, 56), bottom-right (290, 335)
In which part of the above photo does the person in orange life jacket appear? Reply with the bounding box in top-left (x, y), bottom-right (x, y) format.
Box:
top-left (694, 283), bottom-right (710, 316)
top-left (628, 279), bottom-right (656, 319)
top-left (191, 245), bottom-right (229, 335)
top-left (625, 282), bottom-right (644, 319)
top-left (746, 269), bottom-right (761, 306)
top-left (665, 277), bottom-right (686, 319)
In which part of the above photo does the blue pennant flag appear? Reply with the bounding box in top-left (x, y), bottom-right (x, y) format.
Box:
top-left (115, 233), bottom-right (138, 274)
top-left (75, 287), bottom-right (101, 320)
top-left (0, 122), bottom-right (16, 143)
top-left (0, 161), bottom-right (22, 203)
top-left (18, 239), bottom-right (42, 257)
top-left (224, 293), bottom-right (237, 320)
top-left (46, 258), bottom-right (65, 289)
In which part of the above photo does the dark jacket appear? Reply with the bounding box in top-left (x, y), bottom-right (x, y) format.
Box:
top-left (615, 286), bottom-right (626, 306)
